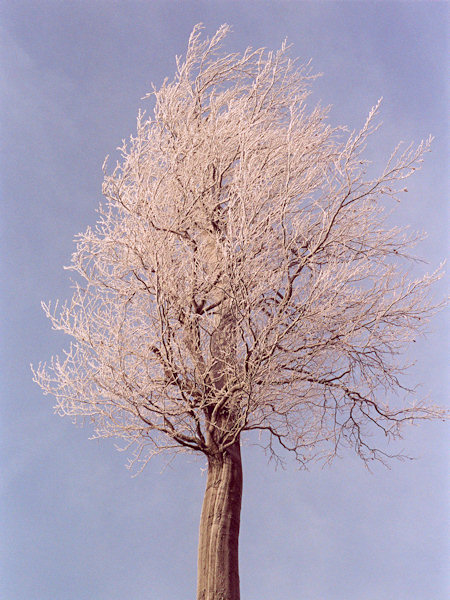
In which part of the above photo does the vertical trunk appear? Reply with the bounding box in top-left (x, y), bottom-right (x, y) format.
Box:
top-left (197, 438), bottom-right (243, 600)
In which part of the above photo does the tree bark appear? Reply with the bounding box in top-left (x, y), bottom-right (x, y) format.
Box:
top-left (197, 438), bottom-right (243, 600)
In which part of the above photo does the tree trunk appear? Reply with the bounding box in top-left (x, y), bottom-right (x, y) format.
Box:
top-left (197, 438), bottom-right (243, 600)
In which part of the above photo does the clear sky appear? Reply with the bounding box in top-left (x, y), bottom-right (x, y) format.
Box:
top-left (1, 2), bottom-right (448, 599)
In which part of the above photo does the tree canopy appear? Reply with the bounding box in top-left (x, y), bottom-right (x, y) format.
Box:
top-left (33, 24), bottom-right (444, 472)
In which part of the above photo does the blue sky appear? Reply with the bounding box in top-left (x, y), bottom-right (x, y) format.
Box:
top-left (1, 2), bottom-right (448, 599)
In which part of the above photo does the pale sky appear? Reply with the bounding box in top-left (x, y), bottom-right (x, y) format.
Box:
top-left (1, 2), bottom-right (449, 599)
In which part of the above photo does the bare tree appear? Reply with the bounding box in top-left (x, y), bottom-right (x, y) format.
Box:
top-left (33, 24), bottom-right (445, 600)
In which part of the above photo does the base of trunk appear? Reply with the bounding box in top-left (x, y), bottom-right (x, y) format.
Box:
top-left (197, 439), bottom-right (243, 600)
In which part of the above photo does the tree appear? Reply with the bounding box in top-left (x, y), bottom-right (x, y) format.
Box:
top-left (33, 24), bottom-right (445, 600)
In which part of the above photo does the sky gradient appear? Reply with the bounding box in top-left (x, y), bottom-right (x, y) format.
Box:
top-left (1, 2), bottom-right (449, 599)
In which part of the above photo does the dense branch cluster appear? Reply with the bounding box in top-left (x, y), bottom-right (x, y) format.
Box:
top-left (33, 24), bottom-right (443, 470)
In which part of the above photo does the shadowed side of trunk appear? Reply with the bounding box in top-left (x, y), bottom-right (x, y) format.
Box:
top-left (197, 439), bottom-right (243, 600)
